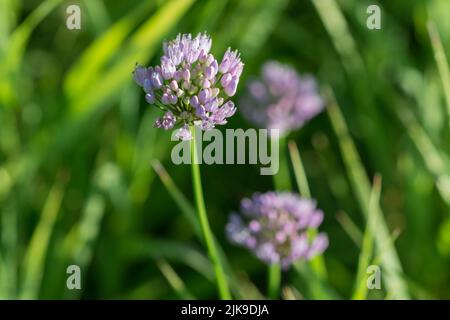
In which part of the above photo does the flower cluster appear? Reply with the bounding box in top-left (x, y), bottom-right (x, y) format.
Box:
top-left (240, 61), bottom-right (323, 136)
top-left (133, 33), bottom-right (244, 140)
top-left (226, 191), bottom-right (328, 269)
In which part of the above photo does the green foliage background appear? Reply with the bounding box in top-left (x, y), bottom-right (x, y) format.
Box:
top-left (0, 0), bottom-right (449, 299)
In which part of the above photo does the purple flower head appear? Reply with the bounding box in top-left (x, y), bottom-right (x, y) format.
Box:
top-left (133, 32), bottom-right (244, 140)
top-left (226, 191), bottom-right (328, 269)
top-left (240, 61), bottom-right (323, 136)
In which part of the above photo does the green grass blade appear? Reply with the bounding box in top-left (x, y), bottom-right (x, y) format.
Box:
top-left (326, 88), bottom-right (410, 299)
top-left (293, 261), bottom-right (340, 299)
top-left (352, 174), bottom-right (381, 300)
top-left (427, 21), bottom-right (450, 124)
top-left (129, 237), bottom-right (214, 281)
top-left (156, 259), bottom-right (195, 299)
top-left (311, 0), bottom-right (390, 172)
top-left (288, 140), bottom-right (311, 198)
top-left (20, 175), bottom-right (66, 299)
top-left (62, 190), bottom-right (106, 298)
top-left (281, 286), bottom-right (303, 300)
top-left (64, 1), bottom-right (155, 101)
top-left (395, 101), bottom-right (450, 206)
top-left (45, 189), bottom-right (105, 299)
top-left (0, 0), bottom-right (64, 106)
top-left (0, 0), bottom-right (19, 52)
top-left (237, 0), bottom-right (289, 57)
top-left (193, 0), bottom-right (230, 32)
top-left (233, 273), bottom-right (265, 300)
top-left (130, 109), bottom-right (162, 207)
top-left (288, 140), bottom-right (327, 280)
top-left (82, 0), bottom-right (111, 34)
top-left (152, 160), bottom-right (200, 235)
top-left (336, 211), bottom-right (363, 248)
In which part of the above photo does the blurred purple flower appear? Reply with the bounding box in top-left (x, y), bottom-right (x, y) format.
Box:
top-left (240, 61), bottom-right (323, 136)
top-left (226, 191), bottom-right (328, 269)
top-left (133, 32), bottom-right (244, 140)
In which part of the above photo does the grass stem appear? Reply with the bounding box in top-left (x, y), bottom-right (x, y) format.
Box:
top-left (288, 140), bottom-right (327, 279)
top-left (287, 140), bottom-right (311, 198)
top-left (273, 135), bottom-right (291, 191)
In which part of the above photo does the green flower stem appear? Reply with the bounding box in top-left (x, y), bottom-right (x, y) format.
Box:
top-left (267, 263), bottom-right (281, 299)
top-left (273, 135), bottom-right (291, 191)
top-left (288, 140), bottom-right (327, 279)
top-left (190, 125), bottom-right (231, 300)
top-left (287, 140), bottom-right (333, 298)
top-left (267, 135), bottom-right (289, 300)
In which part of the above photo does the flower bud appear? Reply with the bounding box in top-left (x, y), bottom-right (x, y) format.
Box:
top-left (220, 73), bottom-right (232, 87)
top-left (169, 80), bottom-right (178, 91)
top-left (161, 93), bottom-right (170, 105)
top-left (151, 72), bottom-right (163, 89)
top-left (145, 93), bottom-right (155, 104)
top-left (143, 79), bottom-right (153, 93)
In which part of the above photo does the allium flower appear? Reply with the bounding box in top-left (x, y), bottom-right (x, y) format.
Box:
top-left (240, 61), bottom-right (323, 136)
top-left (226, 191), bottom-right (328, 269)
top-left (133, 32), bottom-right (244, 140)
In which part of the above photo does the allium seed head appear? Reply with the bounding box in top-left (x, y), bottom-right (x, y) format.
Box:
top-left (226, 191), bottom-right (328, 269)
top-left (134, 32), bottom-right (244, 140)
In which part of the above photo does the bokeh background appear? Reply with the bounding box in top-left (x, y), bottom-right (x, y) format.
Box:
top-left (0, 0), bottom-right (449, 299)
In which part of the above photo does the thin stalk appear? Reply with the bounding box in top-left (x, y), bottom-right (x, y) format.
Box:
top-left (288, 140), bottom-right (327, 279)
top-left (157, 259), bottom-right (195, 299)
top-left (352, 174), bottom-right (381, 300)
top-left (273, 135), bottom-right (291, 191)
top-left (190, 125), bottom-right (231, 300)
top-left (268, 135), bottom-right (288, 300)
top-left (395, 99), bottom-right (450, 206)
top-left (287, 140), bottom-right (311, 198)
top-left (151, 160), bottom-right (200, 235)
top-left (273, 139), bottom-right (335, 298)
top-left (20, 176), bottom-right (66, 299)
top-left (336, 211), bottom-right (363, 248)
top-left (267, 263), bottom-right (281, 299)
top-left (427, 21), bottom-right (450, 123)
top-left (311, 0), bottom-right (390, 172)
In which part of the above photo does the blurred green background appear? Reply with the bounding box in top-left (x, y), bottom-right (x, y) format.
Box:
top-left (0, 0), bottom-right (449, 299)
